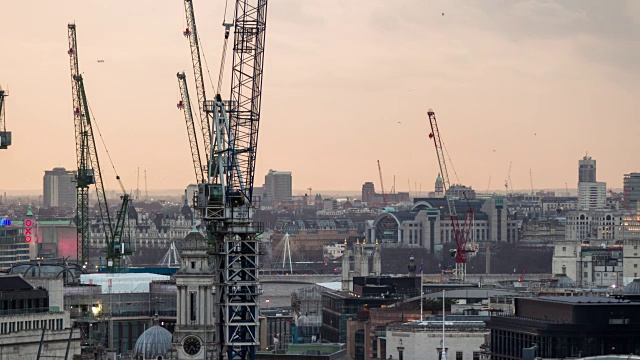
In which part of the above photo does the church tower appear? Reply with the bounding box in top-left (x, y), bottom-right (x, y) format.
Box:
top-left (172, 228), bottom-right (215, 359)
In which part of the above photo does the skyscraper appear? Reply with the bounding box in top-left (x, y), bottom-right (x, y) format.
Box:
top-left (362, 182), bottom-right (375, 203)
top-left (43, 168), bottom-right (76, 208)
top-left (264, 169), bottom-right (292, 204)
top-left (579, 155), bottom-right (596, 182)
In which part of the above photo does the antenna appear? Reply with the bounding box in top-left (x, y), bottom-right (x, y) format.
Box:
top-left (136, 167), bottom-right (140, 200)
top-left (144, 170), bottom-right (148, 200)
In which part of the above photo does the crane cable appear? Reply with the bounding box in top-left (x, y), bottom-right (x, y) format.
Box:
top-left (87, 102), bottom-right (124, 190)
top-left (442, 141), bottom-right (461, 185)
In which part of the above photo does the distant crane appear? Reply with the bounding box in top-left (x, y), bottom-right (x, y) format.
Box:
top-left (182, 0), bottom-right (213, 178)
top-left (377, 160), bottom-right (388, 206)
top-left (529, 169), bottom-right (535, 196)
top-left (0, 87), bottom-right (10, 149)
top-left (177, 71), bottom-right (205, 184)
top-left (507, 161), bottom-right (514, 194)
top-left (68, 23), bottom-right (131, 271)
top-left (427, 109), bottom-right (474, 282)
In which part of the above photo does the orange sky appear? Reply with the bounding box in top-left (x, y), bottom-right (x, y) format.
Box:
top-left (1, 1), bottom-right (639, 194)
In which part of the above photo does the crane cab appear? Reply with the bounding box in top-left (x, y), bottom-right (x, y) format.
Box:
top-left (0, 132), bottom-right (10, 149)
top-left (199, 184), bottom-right (223, 207)
top-left (76, 169), bottom-right (96, 187)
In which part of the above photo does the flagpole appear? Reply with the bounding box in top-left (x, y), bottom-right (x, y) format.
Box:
top-left (441, 289), bottom-right (447, 360)
top-left (420, 262), bottom-right (424, 321)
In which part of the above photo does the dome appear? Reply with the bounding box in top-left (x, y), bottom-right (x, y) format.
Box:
top-left (133, 325), bottom-right (173, 359)
top-left (176, 227), bottom-right (207, 251)
top-left (551, 274), bottom-right (576, 288)
top-left (623, 278), bottom-right (640, 295)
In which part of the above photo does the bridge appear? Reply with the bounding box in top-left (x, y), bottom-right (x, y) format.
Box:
top-left (260, 274), bottom-right (339, 284)
top-left (259, 273), bottom-right (553, 286)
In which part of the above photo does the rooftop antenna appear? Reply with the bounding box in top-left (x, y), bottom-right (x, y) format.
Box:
top-left (144, 170), bottom-right (148, 200)
top-left (441, 289), bottom-right (447, 360)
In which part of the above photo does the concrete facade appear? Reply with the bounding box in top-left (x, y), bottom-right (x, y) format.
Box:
top-left (264, 169), bottom-right (293, 205)
top-left (386, 322), bottom-right (488, 360)
top-left (578, 182), bottom-right (606, 210)
top-left (43, 167), bottom-right (76, 208)
top-left (551, 241), bottom-right (579, 281)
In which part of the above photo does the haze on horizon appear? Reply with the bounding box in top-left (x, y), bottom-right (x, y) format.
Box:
top-left (1, 1), bottom-right (639, 195)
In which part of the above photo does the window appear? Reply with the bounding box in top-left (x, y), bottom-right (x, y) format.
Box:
top-left (562, 246), bottom-right (567, 251)
top-left (191, 262), bottom-right (196, 269)
top-left (584, 272), bottom-right (588, 278)
top-left (635, 264), bottom-right (638, 268)
top-left (456, 351), bottom-right (463, 360)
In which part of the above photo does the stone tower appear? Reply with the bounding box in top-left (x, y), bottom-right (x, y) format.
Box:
top-left (172, 228), bottom-right (215, 359)
top-left (435, 173), bottom-right (444, 198)
top-left (341, 239), bottom-right (352, 291)
top-left (373, 240), bottom-right (382, 276)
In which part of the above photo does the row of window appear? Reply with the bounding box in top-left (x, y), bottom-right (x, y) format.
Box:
top-left (0, 317), bottom-right (64, 334)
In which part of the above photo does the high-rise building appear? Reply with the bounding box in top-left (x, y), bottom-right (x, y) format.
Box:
top-left (578, 182), bottom-right (606, 210)
top-left (623, 173), bottom-right (640, 211)
top-left (579, 155), bottom-right (596, 182)
top-left (361, 182), bottom-right (375, 203)
top-left (577, 155), bottom-right (606, 210)
top-left (264, 169), bottom-right (292, 204)
top-left (43, 167), bottom-right (76, 208)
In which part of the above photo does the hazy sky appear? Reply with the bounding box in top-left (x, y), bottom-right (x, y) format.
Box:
top-left (1, 0), bottom-right (639, 195)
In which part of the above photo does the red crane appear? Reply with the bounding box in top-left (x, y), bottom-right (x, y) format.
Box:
top-left (377, 160), bottom-right (388, 206)
top-left (427, 109), bottom-right (474, 281)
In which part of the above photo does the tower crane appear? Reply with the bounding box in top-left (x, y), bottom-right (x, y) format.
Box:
top-left (187, 1), bottom-right (269, 359)
top-left (182, 0), bottom-right (213, 177)
top-left (0, 87), bottom-right (11, 149)
top-left (377, 160), bottom-right (388, 206)
top-left (68, 23), bottom-right (131, 272)
top-left (177, 71), bottom-right (205, 184)
top-left (427, 109), bottom-right (474, 282)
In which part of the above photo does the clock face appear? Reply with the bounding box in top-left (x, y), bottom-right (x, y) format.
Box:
top-left (183, 335), bottom-right (202, 356)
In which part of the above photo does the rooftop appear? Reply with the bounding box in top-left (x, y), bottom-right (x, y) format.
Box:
top-left (534, 296), bottom-right (631, 305)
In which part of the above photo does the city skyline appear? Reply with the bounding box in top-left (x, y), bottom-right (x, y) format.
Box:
top-left (2, 1), bottom-right (640, 192)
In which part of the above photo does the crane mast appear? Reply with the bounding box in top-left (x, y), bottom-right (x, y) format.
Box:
top-left (183, 0), bottom-right (212, 178)
top-left (194, 1), bottom-right (268, 359)
top-left (427, 109), bottom-right (474, 281)
top-left (0, 87), bottom-right (10, 149)
top-left (177, 72), bottom-right (205, 184)
top-left (68, 23), bottom-right (130, 271)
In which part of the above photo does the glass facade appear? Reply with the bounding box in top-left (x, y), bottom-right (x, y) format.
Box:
top-left (0, 227), bottom-right (29, 269)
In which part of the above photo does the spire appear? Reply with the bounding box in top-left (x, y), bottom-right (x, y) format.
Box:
top-left (26, 205), bottom-right (33, 216)
top-left (436, 173), bottom-right (443, 183)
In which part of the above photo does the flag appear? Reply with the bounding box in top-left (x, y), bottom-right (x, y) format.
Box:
top-left (420, 262), bottom-right (423, 274)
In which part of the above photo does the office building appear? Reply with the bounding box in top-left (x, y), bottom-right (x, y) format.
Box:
top-left (624, 173), bottom-right (640, 211)
top-left (0, 275), bottom-right (81, 358)
top-left (386, 318), bottom-right (489, 360)
top-left (578, 182), bottom-right (606, 210)
top-left (264, 169), bottom-right (292, 205)
top-left (361, 182), bottom-right (375, 203)
top-left (577, 156), bottom-right (606, 210)
top-left (486, 296), bottom-right (640, 359)
top-left (43, 167), bottom-right (76, 208)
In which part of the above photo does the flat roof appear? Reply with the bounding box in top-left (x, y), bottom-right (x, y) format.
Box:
top-left (532, 296), bottom-right (631, 305)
